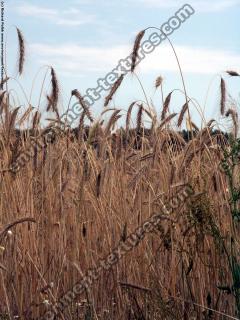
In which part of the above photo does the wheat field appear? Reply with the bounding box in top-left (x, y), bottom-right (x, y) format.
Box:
top-left (0, 28), bottom-right (239, 320)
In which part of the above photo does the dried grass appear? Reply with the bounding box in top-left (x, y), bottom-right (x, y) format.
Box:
top-left (0, 26), bottom-right (238, 320)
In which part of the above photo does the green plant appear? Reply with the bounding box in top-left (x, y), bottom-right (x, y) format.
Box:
top-left (221, 135), bottom-right (240, 317)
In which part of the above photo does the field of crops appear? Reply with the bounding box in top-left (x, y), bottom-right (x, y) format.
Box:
top-left (0, 28), bottom-right (240, 320)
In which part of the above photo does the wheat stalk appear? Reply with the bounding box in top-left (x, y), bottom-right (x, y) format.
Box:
top-left (104, 74), bottom-right (124, 107)
top-left (220, 77), bottom-right (226, 116)
top-left (161, 91), bottom-right (172, 121)
top-left (226, 70), bottom-right (240, 77)
top-left (72, 89), bottom-right (93, 122)
top-left (16, 28), bottom-right (25, 75)
top-left (177, 101), bottom-right (189, 127)
top-left (159, 113), bottom-right (177, 130)
top-left (131, 30), bottom-right (145, 72)
top-left (47, 67), bottom-right (60, 120)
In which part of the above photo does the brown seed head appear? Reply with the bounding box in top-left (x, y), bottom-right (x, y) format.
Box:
top-left (220, 77), bottom-right (226, 116)
top-left (226, 70), bottom-right (240, 77)
top-left (155, 76), bottom-right (163, 89)
top-left (72, 89), bottom-right (93, 122)
top-left (16, 28), bottom-right (25, 75)
top-left (161, 91), bottom-right (172, 121)
top-left (131, 30), bottom-right (145, 73)
top-left (104, 74), bottom-right (124, 107)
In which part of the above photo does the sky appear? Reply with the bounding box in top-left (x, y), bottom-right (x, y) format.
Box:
top-left (5, 0), bottom-right (240, 128)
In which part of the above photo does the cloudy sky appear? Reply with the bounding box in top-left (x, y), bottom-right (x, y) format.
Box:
top-left (5, 0), bottom-right (240, 126)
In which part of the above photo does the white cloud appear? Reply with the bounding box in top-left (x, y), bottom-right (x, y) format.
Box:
top-left (16, 4), bottom-right (56, 17)
top-left (142, 45), bottom-right (240, 74)
top-left (29, 42), bottom-right (240, 76)
top-left (15, 4), bottom-right (96, 26)
top-left (136, 0), bottom-right (240, 12)
top-left (29, 44), bottom-right (128, 75)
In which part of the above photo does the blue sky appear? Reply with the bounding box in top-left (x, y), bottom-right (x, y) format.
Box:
top-left (5, 0), bottom-right (240, 128)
